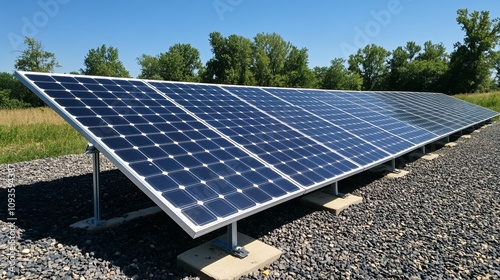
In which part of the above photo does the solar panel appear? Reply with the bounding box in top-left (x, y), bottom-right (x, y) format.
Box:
top-left (16, 72), bottom-right (302, 237)
top-left (149, 82), bottom-right (361, 189)
top-left (15, 71), bottom-right (499, 238)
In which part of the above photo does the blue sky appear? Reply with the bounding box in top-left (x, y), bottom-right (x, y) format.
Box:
top-left (1, 0), bottom-right (499, 78)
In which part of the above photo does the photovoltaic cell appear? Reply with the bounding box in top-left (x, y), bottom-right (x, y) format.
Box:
top-left (15, 71), bottom-right (499, 238)
top-left (16, 72), bottom-right (302, 237)
top-left (150, 81), bottom-right (361, 189)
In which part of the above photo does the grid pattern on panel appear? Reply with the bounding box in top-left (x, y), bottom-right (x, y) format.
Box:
top-left (265, 88), bottom-right (421, 155)
top-left (393, 92), bottom-right (498, 127)
top-left (149, 82), bottom-right (360, 189)
top-left (312, 90), bottom-right (439, 145)
top-left (225, 86), bottom-right (390, 167)
top-left (350, 91), bottom-right (454, 135)
top-left (17, 72), bottom-right (302, 235)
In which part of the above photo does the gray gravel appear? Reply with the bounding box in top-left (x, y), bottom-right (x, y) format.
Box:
top-left (1, 123), bottom-right (499, 279)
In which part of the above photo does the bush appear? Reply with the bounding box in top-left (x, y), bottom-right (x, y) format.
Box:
top-left (0, 90), bottom-right (31, 109)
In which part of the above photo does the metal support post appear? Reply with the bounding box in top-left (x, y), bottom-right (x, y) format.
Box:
top-left (212, 222), bottom-right (249, 258)
top-left (85, 143), bottom-right (101, 226)
top-left (446, 136), bottom-right (450, 142)
top-left (390, 158), bottom-right (401, 174)
top-left (421, 145), bottom-right (426, 155)
top-left (330, 181), bottom-right (341, 196)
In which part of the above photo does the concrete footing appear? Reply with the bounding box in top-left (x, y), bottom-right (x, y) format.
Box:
top-left (386, 169), bottom-right (410, 178)
top-left (445, 142), bottom-right (458, 147)
top-left (461, 135), bottom-right (472, 139)
top-left (70, 206), bottom-right (161, 230)
top-left (177, 233), bottom-right (281, 280)
top-left (300, 191), bottom-right (363, 215)
top-left (421, 153), bottom-right (439, 161)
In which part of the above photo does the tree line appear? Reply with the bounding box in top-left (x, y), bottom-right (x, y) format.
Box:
top-left (1, 9), bottom-right (499, 109)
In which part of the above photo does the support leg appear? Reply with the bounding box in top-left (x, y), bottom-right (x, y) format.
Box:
top-left (86, 143), bottom-right (101, 226)
top-left (212, 222), bottom-right (249, 258)
top-left (330, 181), bottom-right (342, 197)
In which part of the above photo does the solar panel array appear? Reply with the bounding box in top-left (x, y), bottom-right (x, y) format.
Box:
top-left (16, 71), bottom-right (499, 238)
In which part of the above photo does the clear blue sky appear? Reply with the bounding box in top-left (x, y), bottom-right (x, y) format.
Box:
top-left (1, 0), bottom-right (499, 78)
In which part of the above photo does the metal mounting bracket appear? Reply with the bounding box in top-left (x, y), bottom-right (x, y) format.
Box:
top-left (212, 222), bottom-right (249, 259)
top-left (85, 143), bottom-right (101, 227)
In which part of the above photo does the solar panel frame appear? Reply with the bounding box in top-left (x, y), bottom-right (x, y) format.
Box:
top-left (15, 71), bottom-right (499, 239)
top-left (15, 71), bottom-right (306, 238)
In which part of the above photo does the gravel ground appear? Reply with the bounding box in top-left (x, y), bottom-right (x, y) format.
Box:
top-left (1, 123), bottom-right (499, 279)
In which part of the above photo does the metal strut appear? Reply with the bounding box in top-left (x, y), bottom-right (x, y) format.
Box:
top-left (330, 181), bottom-right (342, 197)
top-left (421, 145), bottom-right (426, 155)
top-left (85, 143), bottom-right (101, 226)
top-left (391, 158), bottom-right (401, 174)
top-left (212, 222), bottom-right (249, 258)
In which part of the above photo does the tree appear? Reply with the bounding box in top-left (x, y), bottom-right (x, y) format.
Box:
top-left (12, 37), bottom-right (60, 107)
top-left (203, 32), bottom-right (254, 85)
top-left (283, 46), bottom-right (315, 88)
top-left (137, 54), bottom-right (162, 80)
top-left (156, 43), bottom-right (202, 82)
top-left (0, 72), bottom-right (33, 108)
top-left (252, 32), bottom-right (291, 87)
top-left (447, 9), bottom-right (500, 93)
top-left (348, 44), bottom-right (390, 90)
top-left (14, 37), bottom-right (60, 72)
top-left (81, 45), bottom-right (130, 77)
top-left (317, 59), bottom-right (362, 90)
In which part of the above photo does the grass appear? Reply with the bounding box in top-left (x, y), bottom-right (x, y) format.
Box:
top-left (0, 107), bottom-right (87, 164)
top-left (455, 91), bottom-right (500, 121)
top-left (1, 92), bottom-right (499, 164)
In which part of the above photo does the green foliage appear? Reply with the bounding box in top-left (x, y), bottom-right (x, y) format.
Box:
top-left (81, 44), bottom-right (130, 77)
top-left (11, 37), bottom-right (60, 107)
top-left (447, 9), bottom-right (500, 93)
top-left (0, 72), bottom-right (39, 108)
top-left (316, 59), bottom-right (362, 90)
top-left (14, 37), bottom-right (60, 72)
top-left (203, 32), bottom-right (255, 85)
top-left (387, 41), bottom-right (448, 92)
top-left (252, 32), bottom-right (291, 87)
top-left (283, 46), bottom-right (315, 88)
top-left (139, 43), bottom-right (203, 82)
top-left (348, 44), bottom-right (390, 90)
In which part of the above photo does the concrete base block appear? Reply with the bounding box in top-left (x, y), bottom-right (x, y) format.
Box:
top-left (473, 129), bottom-right (481, 133)
top-left (177, 233), bottom-right (281, 280)
top-left (421, 153), bottom-right (439, 161)
top-left (461, 134), bottom-right (472, 139)
top-left (445, 142), bottom-right (458, 147)
top-left (300, 191), bottom-right (363, 215)
top-left (386, 169), bottom-right (409, 179)
top-left (70, 206), bottom-right (161, 230)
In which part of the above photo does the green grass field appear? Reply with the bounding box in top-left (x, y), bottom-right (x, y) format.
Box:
top-left (0, 92), bottom-right (499, 164)
top-left (0, 107), bottom-right (86, 164)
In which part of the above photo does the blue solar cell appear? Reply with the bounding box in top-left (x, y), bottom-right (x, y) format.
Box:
top-left (129, 161), bottom-right (162, 177)
top-left (243, 187), bottom-right (272, 204)
top-left (186, 184), bottom-right (218, 201)
top-left (163, 189), bottom-right (197, 208)
top-left (17, 71), bottom-right (498, 239)
top-left (182, 205), bottom-right (217, 226)
top-left (154, 158), bottom-right (183, 173)
top-left (205, 198), bottom-right (238, 218)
